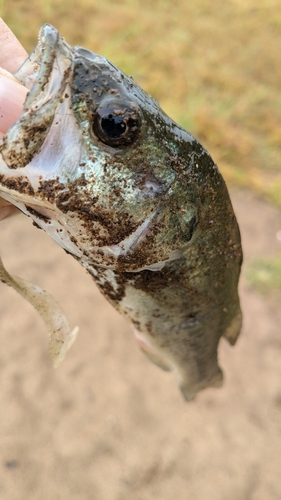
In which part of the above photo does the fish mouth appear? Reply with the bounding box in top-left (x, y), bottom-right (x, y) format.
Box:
top-left (0, 24), bottom-right (74, 175)
top-left (0, 24), bottom-right (83, 241)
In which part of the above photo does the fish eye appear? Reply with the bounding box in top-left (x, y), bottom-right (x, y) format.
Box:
top-left (92, 100), bottom-right (141, 147)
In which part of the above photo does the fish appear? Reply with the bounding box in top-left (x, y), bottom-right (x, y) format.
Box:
top-left (0, 24), bottom-right (242, 400)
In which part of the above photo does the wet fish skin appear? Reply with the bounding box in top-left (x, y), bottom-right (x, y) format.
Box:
top-left (0, 25), bottom-right (242, 399)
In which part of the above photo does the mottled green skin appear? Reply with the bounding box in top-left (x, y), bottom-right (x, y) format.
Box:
top-left (0, 25), bottom-right (242, 399)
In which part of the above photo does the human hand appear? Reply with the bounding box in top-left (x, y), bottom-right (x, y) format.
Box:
top-left (0, 18), bottom-right (28, 219)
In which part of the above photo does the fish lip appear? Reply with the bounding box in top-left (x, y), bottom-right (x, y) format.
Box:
top-left (14, 24), bottom-right (73, 113)
top-left (15, 24), bottom-right (60, 98)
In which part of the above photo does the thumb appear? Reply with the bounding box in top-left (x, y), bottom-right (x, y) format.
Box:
top-left (0, 74), bottom-right (28, 137)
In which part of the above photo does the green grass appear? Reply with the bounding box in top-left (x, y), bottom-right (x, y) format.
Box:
top-left (1, 0), bottom-right (281, 205)
top-left (247, 254), bottom-right (281, 294)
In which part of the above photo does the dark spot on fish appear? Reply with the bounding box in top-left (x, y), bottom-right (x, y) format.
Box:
top-left (88, 266), bottom-right (126, 302)
top-left (32, 220), bottom-right (43, 230)
top-left (0, 175), bottom-right (35, 195)
top-left (38, 178), bottom-right (65, 203)
top-left (125, 267), bottom-right (179, 294)
top-left (25, 206), bottom-right (51, 223)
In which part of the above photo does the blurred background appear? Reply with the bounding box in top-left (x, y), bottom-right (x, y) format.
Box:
top-left (0, 1), bottom-right (280, 499)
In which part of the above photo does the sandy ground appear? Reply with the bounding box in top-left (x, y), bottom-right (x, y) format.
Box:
top-left (0, 189), bottom-right (280, 500)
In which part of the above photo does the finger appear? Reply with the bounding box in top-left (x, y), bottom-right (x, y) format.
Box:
top-left (0, 195), bottom-right (21, 220)
top-left (0, 19), bottom-right (27, 220)
top-left (0, 18), bottom-right (28, 73)
top-left (0, 204), bottom-right (20, 221)
top-left (0, 74), bottom-right (28, 134)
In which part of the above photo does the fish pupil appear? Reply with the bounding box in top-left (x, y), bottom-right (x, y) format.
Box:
top-left (101, 114), bottom-right (126, 138)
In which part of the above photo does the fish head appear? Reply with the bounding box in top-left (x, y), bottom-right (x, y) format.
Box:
top-left (0, 24), bottom-right (198, 272)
